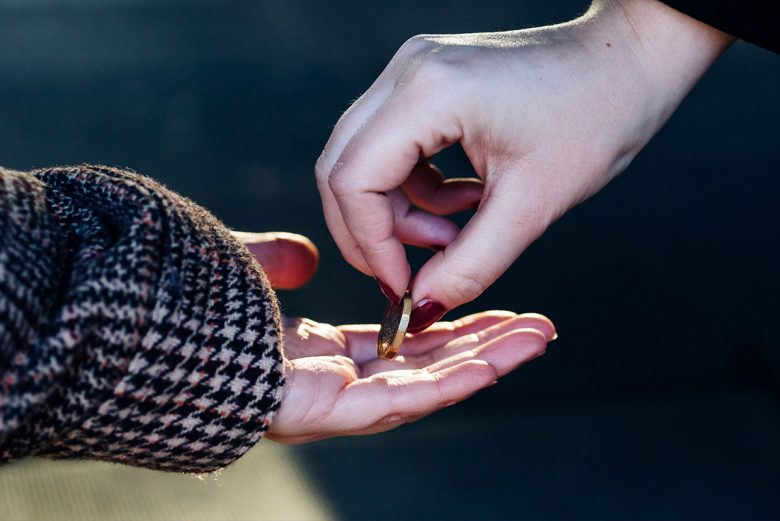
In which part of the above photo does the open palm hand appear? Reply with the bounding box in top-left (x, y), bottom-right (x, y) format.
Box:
top-left (234, 231), bottom-right (555, 443)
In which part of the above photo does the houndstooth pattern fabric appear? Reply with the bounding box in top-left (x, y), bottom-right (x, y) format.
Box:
top-left (0, 165), bottom-right (284, 472)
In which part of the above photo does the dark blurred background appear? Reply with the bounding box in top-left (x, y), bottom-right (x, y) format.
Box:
top-left (1, 1), bottom-right (778, 520)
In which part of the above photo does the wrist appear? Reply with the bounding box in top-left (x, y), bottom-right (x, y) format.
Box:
top-left (582, 0), bottom-right (734, 124)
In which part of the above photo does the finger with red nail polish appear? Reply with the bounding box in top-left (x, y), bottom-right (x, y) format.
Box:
top-left (407, 299), bottom-right (446, 334)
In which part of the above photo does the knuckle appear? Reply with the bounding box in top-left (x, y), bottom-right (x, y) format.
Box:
top-left (314, 152), bottom-right (330, 182)
top-left (442, 268), bottom-right (488, 305)
top-left (399, 34), bottom-right (435, 56)
top-left (396, 36), bottom-right (458, 88)
top-left (408, 53), bottom-right (454, 89)
top-left (359, 232), bottom-right (394, 254)
top-left (327, 167), bottom-right (352, 197)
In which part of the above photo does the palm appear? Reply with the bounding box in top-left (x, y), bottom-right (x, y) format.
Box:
top-left (268, 311), bottom-right (554, 443)
top-left (232, 231), bottom-right (555, 443)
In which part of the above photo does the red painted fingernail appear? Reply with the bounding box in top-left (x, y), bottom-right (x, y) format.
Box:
top-left (407, 299), bottom-right (446, 333)
top-left (376, 278), bottom-right (400, 305)
top-left (428, 244), bottom-right (445, 252)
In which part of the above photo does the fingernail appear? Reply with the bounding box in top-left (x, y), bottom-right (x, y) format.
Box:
top-left (550, 332), bottom-right (559, 342)
top-left (428, 244), bottom-right (445, 252)
top-left (376, 278), bottom-right (400, 305)
top-left (407, 299), bottom-right (446, 334)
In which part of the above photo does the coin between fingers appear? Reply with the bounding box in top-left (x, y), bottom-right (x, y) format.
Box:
top-left (377, 290), bottom-right (412, 360)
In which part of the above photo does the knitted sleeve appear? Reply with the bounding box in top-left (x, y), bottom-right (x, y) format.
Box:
top-left (0, 164), bottom-right (285, 473)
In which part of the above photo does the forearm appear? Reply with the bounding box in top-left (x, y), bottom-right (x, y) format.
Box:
top-left (0, 165), bottom-right (285, 472)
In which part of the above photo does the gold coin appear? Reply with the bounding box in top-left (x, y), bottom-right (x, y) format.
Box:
top-left (377, 290), bottom-right (412, 360)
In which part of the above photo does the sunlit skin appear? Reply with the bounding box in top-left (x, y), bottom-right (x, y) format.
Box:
top-left (233, 231), bottom-right (555, 444)
top-left (315, 0), bottom-right (735, 332)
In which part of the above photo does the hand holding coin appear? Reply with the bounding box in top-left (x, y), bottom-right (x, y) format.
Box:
top-left (239, 231), bottom-right (556, 444)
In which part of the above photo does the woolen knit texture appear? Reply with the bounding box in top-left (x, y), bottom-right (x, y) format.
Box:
top-left (0, 164), bottom-right (285, 473)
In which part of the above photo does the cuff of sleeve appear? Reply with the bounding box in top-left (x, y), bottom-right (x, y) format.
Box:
top-left (2, 165), bottom-right (284, 473)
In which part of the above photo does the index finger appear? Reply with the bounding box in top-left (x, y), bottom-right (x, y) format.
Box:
top-left (326, 90), bottom-right (463, 301)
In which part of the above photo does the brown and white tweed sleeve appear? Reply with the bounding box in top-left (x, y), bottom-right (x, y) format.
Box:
top-left (0, 165), bottom-right (285, 472)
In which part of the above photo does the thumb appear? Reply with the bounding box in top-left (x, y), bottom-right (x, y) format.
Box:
top-left (407, 175), bottom-right (550, 333)
top-left (232, 231), bottom-right (320, 290)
